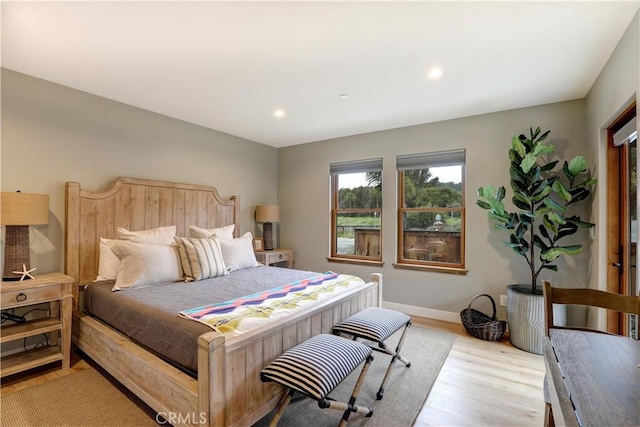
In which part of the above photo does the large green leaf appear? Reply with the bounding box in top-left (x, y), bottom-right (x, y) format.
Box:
top-left (511, 177), bottom-right (528, 194)
top-left (532, 185), bottom-right (552, 203)
top-left (565, 216), bottom-right (595, 228)
top-left (552, 179), bottom-right (571, 203)
top-left (541, 264), bottom-right (558, 272)
top-left (477, 186), bottom-right (496, 199)
top-left (511, 135), bottom-right (526, 158)
top-left (519, 213), bottom-right (532, 225)
top-left (556, 222), bottom-right (578, 241)
top-left (532, 143), bottom-right (554, 157)
top-left (567, 156), bottom-right (587, 176)
top-left (488, 211), bottom-right (509, 224)
top-left (519, 134), bottom-right (531, 151)
top-left (540, 160), bottom-right (559, 172)
top-left (529, 166), bottom-right (541, 187)
top-left (510, 165), bottom-right (527, 184)
top-left (509, 149), bottom-right (522, 165)
top-left (540, 249), bottom-right (561, 262)
top-left (567, 188), bottom-right (590, 205)
top-left (536, 129), bottom-right (551, 143)
top-left (575, 178), bottom-right (597, 189)
top-left (513, 198), bottom-right (530, 211)
top-left (535, 206), bottom-right (552, 217)
top-left (547, 211), bottom-right (567, 225)
top-left (543, 215), bottom-right (558, 234)
top-left (513, 191), bottom-right (532, 206)
top-left (544, 197), bottom-right (566, 214)
top-left (563, 161), bottom-right (571, 181)
top-left (538, 224), bottom-right (551, 242)
top-left (541, 245), bottom-right (583, 261)
top-left (476, 200), bottom-right (491, 210)
top-left (521, 153), bottom-right (537, 174)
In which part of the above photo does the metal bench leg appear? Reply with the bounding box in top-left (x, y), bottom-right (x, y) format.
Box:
top-left (377, 321), bottom-right (412, 400)
top-left (268, 389), bottom-right (294, 427)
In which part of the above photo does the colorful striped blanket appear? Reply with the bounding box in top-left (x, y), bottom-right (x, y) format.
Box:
top-left (179, 272), bottom-right (365, 337)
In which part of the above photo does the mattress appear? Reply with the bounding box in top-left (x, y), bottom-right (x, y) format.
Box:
top-left (84, 266), bottom-right (319, 374)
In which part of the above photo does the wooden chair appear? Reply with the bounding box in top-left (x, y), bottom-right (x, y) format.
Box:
top-left (542, 280), bottom-right (639, 337)
top-left (541, 280), bottom-right (640, 427)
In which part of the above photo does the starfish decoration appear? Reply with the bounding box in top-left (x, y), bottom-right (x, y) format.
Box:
top-left (12, 264), bottom-right (36, 281)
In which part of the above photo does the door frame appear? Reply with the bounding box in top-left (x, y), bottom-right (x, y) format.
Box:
top-left (606, 101), bottom-right (636, 334)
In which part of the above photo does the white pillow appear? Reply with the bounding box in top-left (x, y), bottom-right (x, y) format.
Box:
top-left (174, 236), bottom-right (228, 281)
top-left (97, 238), bottom-right (120, 281)
top-left (117, 225), bottom-right (176, 244)
top-left (218, 232), bottom-right (259, 272)
top-left (96, 226), bottom-right (178, 281)
top-left (189, 224), bottom-right (235, 241)
top-left (106, 240), bottom-right (183, 291)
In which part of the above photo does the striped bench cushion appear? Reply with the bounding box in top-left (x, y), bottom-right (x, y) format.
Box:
top-left (260, 334), bottom-right (372, 400)
top-left (333, 307), bottom-right (411, 343)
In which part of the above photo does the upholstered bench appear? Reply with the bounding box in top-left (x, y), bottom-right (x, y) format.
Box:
top-left (332, 307), bottom-right (412, 400)
top-left (260, 333), bottom-right (374, 427)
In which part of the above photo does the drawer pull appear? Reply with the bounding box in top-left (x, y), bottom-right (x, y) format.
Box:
top-left (279, 255), bottom-right (283, 259)
top-left (16, 292), bottom-right (27, 303)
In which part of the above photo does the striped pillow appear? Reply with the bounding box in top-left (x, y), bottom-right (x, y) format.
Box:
top-left (174, 236), bottom-right (228, 281)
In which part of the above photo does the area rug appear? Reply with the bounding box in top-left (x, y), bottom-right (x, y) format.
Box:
top-left (254, 325), bottom-right (456, 427)
top-left (0, 368), bottom-right (158, 427)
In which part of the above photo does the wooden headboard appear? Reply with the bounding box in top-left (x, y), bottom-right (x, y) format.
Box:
top-left (65, 177), bottom-right (240, 285)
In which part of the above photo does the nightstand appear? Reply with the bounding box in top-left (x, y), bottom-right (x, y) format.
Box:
top-left (255, 248), bottom-right (294, 269)
top-left (1, 272), bottom-right (74, 377)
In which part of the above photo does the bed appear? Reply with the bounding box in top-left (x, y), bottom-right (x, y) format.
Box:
top-left (66, 177), bottom-right (382, 427)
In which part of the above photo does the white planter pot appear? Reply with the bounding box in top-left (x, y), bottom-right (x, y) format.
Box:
top-left (507, 284), bottom-right (566, 354)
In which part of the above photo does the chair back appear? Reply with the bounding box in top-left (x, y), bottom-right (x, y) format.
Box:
top-left (542, 280), bottom-right (640, 336)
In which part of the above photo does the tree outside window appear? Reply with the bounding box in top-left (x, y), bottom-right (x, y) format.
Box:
top-left (397, 151), bottom-right (466, 271)
top-left (330, 159), bottom-right (382, 263)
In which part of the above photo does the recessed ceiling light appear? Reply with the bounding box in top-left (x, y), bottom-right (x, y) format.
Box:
top-left (274, 109), bottom-right (285, 118)
top-left (428, 67), bottom-right (443, 79)
top-left (339, 94), bottom-right (349, 99)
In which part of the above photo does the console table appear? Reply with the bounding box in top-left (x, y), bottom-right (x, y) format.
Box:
top-left (544, 328), bottom-right (639, 426)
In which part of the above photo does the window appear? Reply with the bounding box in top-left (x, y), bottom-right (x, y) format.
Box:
top-left (396, 150), bottom-right (466, 272)
top-left (329, 159), bottom-right (383, 264)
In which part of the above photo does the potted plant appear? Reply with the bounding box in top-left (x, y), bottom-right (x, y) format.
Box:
top-left (476, 127), bottom-right (596, 354)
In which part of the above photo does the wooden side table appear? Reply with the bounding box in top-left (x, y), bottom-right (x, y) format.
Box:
top-left (255, 248), bottom-right (294, 269)
top-left (1, 272), bottom-right (74, 377)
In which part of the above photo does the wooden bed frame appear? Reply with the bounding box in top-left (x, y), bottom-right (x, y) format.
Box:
top-left (65, 177), bottom-right (382, 427)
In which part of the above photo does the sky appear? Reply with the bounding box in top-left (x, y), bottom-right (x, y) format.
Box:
top-left (339, 166), bottom-right (462, 189)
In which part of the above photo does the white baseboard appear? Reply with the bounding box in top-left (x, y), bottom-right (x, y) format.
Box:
top-left (382, 301), bottom-right (461, 324)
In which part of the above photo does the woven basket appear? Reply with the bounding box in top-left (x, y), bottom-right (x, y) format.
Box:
top-left (460, 294), bottom-right (507, 341)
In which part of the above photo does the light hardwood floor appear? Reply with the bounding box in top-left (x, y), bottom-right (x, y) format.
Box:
top-left (1, 317), bottom-right (545, 426)
top-left (413, 317), bottom-right (545, 426)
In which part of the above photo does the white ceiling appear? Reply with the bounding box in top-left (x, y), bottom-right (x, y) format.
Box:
top-left (2, 1), bottom-right (638, 148)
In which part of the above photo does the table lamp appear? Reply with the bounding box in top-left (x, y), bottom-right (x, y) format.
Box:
top-left (255, 205), bottom-right (279, 251)
top-left (2, 191), bottom-right (49, 281)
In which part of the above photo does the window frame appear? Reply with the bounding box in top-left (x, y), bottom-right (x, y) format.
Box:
top-left (395, 151), bottom-right (467, 274)
top-left (329, 159), bottom-right (383, 265)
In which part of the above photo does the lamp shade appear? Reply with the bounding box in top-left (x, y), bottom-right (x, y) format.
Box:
top-left (255, 205), bottom-right (280, 223)
top-left (1, 192), bottom-right (49, 225)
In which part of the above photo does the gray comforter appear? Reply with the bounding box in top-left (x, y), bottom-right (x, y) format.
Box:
top-left (84, 266), bottom-right (320, 374)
